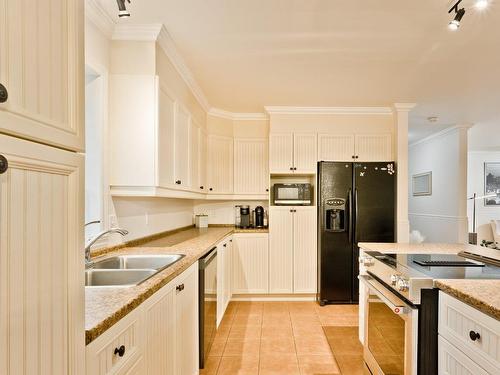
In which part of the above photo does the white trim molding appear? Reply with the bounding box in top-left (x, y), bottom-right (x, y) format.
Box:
top-left (409, 124), bottom-right (473, 148)
top-left (112, 23), bottom-right (163, 41)
top-left (208, 108), bottom-right (268, 121)
top-left (264, 106), bottom-right (394, 115)
top-left (392, 103), bottom-right (417, 112)
top-left (85, 0), bottom-right (115, 38)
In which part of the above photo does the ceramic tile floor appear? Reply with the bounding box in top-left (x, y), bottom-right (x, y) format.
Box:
top-left (200, 301), bottom-right (366, 375)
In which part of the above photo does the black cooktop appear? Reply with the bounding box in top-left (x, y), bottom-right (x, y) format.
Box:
top-left (372, 252), bottom-right (500, 280)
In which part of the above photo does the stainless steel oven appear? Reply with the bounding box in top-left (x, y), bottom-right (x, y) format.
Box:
top-left (360, 275), bottom-right (418, 375)
top-left (199, 247), bottom-right (217, 369)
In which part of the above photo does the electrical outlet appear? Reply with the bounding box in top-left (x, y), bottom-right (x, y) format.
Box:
top-left (109, 214), bottom-right (118, 228)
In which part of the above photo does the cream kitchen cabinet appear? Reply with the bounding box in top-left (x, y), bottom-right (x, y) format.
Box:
top-left (198, 128), bottom-right (208, 192)
top-left (318, 133), bottom-right (392, 162)
top-left (0, 134), bottom-right (85, 375)
top-left (233, 138), bottom-right (269, 195)
top-left (174, 104), bottom-right (191, 189)
top-left (189, 120), bottom-right (200, 191)
top-left (232, 233), bottom-right (269, 294)
top-left (217, 236), bottom-right (233, 326)
top-left (207, 135), bottom-right (233, 194)
top-left (269, 133), bottom-right (317, 174)
top-left (269, 206), bottom-right (317, 294)
top-left (87, 263), bottom-right (199, 375)
top-left (318, 134), bottom-right (355, 162)
top-left (0, 0), bottom-right (84, 151)
top-left (354, 134), bottom-right (393, 161)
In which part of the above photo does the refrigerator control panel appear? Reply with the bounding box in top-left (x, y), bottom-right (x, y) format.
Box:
top-left (324, 198), bottom-right (346, 232)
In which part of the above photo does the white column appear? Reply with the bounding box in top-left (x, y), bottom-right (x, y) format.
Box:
top-left (392, 103), bottom-right (416, 243)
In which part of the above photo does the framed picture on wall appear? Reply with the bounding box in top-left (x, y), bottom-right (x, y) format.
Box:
top-left (412, 171), bottom-right (432, 196)
top-left (484, 162), bottom-right (500, 206)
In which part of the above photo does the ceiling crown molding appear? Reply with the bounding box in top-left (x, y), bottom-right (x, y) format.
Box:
top-left (209, 108), bottom-right (268, 121)
top-left (112, 23), bottom-right (163, 41)
top-left (409, 124), bottom-right (473, 148)
top-left (264, 106), bottom-right (393, 115)
top-left (393, 103), bottom-right (417, 112)
top-left (85, 0), bottom-right (115, 38)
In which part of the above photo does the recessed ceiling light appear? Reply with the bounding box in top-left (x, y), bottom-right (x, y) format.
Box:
top-left (427, 116), bottom-right (439, 123)
top-left (475, 0), bottom-right (489, 10)
top-left (117, 0), bottom-right (131, 18)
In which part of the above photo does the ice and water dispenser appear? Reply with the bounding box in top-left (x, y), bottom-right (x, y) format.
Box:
top-left (324, 198), bottom-right (347, 232)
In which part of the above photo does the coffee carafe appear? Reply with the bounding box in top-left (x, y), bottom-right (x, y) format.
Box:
top-left (255, 206), bottom-right (264, 228)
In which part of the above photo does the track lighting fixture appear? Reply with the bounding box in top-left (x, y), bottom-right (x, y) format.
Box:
top-left (116, 0), bottom-right (131, 18)
top-left (448, 0), bottom-right (466, 30)
top-left (475, 0), bottom-right (489, 10)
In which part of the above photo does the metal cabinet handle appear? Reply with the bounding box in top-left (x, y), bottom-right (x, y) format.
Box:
top-left (0, 83), bottom-right (8, 103)
top-left (469, 330), bottom-right (481, 341)
top-left (0, 155), bottom-right (8, 174)
top-left (176, 283), bottom-right (185, 292)
top-left (114, 345), bottom-right (126, 357)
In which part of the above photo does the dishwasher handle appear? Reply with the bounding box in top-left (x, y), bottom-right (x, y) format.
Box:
top-left (199, 247), bottom-right (217, 269)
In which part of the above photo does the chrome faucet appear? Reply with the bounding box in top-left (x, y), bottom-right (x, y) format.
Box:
top-left (85, 228), bottom-right (129, 266)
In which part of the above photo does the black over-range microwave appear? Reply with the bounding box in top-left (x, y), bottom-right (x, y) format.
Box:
top-left (272, 183), bottom-right (313, 206)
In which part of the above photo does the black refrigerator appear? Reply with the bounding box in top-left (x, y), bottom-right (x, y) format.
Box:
top-left (317, 161), bottom-right (396, 305)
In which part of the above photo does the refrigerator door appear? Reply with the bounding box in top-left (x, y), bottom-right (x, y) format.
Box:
top-left (353, 162), bottom-right (396, 301)
top-left (318, 162), bottom-right (354, 303)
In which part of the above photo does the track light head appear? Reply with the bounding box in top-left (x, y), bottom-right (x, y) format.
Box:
top-left (117, 0), bottom-right (131, 18)
top-left (448, 1), bottom-right (466, 30)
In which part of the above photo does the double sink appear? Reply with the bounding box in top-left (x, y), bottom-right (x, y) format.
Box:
top-left (85, 254), bottom-right (185, 287)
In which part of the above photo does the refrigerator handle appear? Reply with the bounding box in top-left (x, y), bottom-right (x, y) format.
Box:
top-left (354, 188), bottom-right (359, 244)
top-left (348, 188), bottom-right (353, 243)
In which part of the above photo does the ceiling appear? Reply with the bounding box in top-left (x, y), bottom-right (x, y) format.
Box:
top-left (97, 0), bottom-right (500, 143)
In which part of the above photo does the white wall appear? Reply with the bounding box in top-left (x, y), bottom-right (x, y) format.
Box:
top-left (408, 127), bottom-right (469, 243)
top-left (468, 151), bottom-right (500, 242)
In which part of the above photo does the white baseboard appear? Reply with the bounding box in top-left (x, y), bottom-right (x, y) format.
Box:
top-left (230, 294), bottom-right (316, 302)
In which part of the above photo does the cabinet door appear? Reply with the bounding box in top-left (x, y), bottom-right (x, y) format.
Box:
top-left (174, 104), bottom-right (191, 188)
top-left (269, 133), bottom-right (294, 173)
top-left (225, 238), bottom-right (233, 306)
top-left (175, 264), bottom-right (199, 375)
top-left (318, 134), bottom-right (355, 162)
top-left (355, 134), bottom-right (393, 161)
top-left (157, 85), bottom-right (176, 188)
top-left (293, 207), bottom-right (317, 293)
top-left (143, 285), bottom-right (176, 375)
top-left (217, 241), bottom-right (225, 326)
top-left (234, 138), bottom-right (269, 194)
top-left (190, 120), bottom-right (200, 191)
top-left (207, 135), bottom-right (233, 194)
top-left (294, 133), bottom-right (317, 173)
top-left (232, 234), bottom-right (269, 294)
top-left (438, 336), bottom-right (489, 375)
top-left (0, 0), bottom-right (84, 151)
top-left (269, 207), bottom-right (293, 293)
top-left (198, 127), bottom-right (207, 192)
top-left (0, 134), bottom-right (84, 375)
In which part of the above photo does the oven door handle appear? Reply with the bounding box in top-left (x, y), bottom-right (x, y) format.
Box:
top-left (359, 275), bottom-right (410, 315)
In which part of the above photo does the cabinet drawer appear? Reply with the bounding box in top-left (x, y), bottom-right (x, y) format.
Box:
top-left (439, 291), bottom-right (500, 374)
top-left (86, 309), bottom-right (144, 375)
top-left (439, 336), bottom-right (489, 375)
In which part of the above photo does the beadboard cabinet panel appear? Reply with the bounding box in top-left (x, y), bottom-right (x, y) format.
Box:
top-left (438, 336), bottom-right (489, 375)
top-left (293, 133), bottom-right (317, 173)
top-left (0, 0), bottom-right (84, 151)
top-left (269, 207), bottom-right (294, 293)
top-left (157, 85), bottom-right (176, 188)
top-left (232, 234), bottom-right (269, 294)
top-left (234, 138), bottom-right (269, 194)
top-left (355, 134), bottom-right (393, 161)
top-left (190, 120), bottom-right (200, 191)
top-left (198, 128), bottom-right (208, 192)
top-left (174, 104), bottom-right (191, 189)
top-left (269, 133), bottom-right (294, 173)
top-left (318, 134), bottom-right (355, 162)
top-left (207, 135), bottom-right (233, 194)
top-left (293, 207), bottom-right (317, 293)
top-left (0, 134), bottom-right (84, 375)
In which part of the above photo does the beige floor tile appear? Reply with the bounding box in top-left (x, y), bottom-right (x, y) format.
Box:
top-left (319, 315), bottom-right (359, 326)
top-left (292, 324), bottom-right (326, 338)
top-left (295, 336), bottom-right (333, 356)
top-left (231, 314), bottom-right (263, 326)
top-left (262, 315), bottom-right (292, 327)
top-left (260, 337), bottom-right (296, 354)
top-left (200, 356), bottom-right (221, 375)
top-left (315, 304), bottom-right (359, 315)
top-left (261, 324), bottom-right (294, 339)
top-left (335, 354), bottom-right (366, 375)
top-left (298, 354), bottom-right (341, 375)
top-left (259, 353), bottom-right (300, 375)
top-left (223, 338), bottom-right (261, 356)
top-left (217, 356), bottom-right (260, 375)
top-left (228, 325), bottom-right (262, 339)
top-left (209, 338), bottom-right (227, 356)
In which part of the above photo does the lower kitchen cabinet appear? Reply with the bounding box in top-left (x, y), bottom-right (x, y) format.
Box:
top-left (86, 262), bottom-right (199, 375)
top-left (438, 291), bottom-right (499, 375)
top-left (217, 236), bottom-right (233, 326)
top-left (269, 206), bottom-right (317, 294)
top-left (232, 233), bottom-right (269, 294)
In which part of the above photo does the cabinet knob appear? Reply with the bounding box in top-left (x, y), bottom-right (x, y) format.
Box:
top-left (223, 243), bottom-right (227, 247)
top-left (0, 83), bottom-right (8, 103)
top-left (175, 180), bottom-right (181, 185)
top-left (114, 345), bottom-right (126, 357)
top-left (200, 186), bottom-right (204, 190)
top-left (0, 155), bottom-right (8, 174)
top-left (293, 167), bottom-right (297, 170)
top-left (176, 283), bottom-right (185, 292)
top-left (352, 155), bottom-right (355, 159)
top-left (266, 188), bottom-right (269, 192)
top-left (469, 330), bottom-right (481, 341)
top-left (289, 167), bottom-right (293, 170)
top-left (209, 188), bottom-right (213, 191)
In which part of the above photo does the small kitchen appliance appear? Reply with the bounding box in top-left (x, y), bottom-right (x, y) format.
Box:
top-left (239, 205), bottom-right (251, 228)
top-left (272, 183), bottom-right (312, 206)
top-left (255, 206), bottom-right (265, 228)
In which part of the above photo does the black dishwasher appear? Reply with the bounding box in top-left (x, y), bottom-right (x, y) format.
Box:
top-left (198, 247), bottom-right (217, 369)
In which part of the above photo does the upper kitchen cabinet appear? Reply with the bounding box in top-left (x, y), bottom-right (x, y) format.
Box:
top-left (174, 104), bottom-right (191, 189)
top-left (207, 135), bottom-right (233, 195)
top-left (198, 127), bottom-right (208, 192)
top-left (355, 134), bottom-right (393, 161)
top-left (318, 134), bottom-right (355, 162)
top-left (269, 133), bottom-right (317, 174)
top-left (233, 138), bottom-right (269, 196)
top-left (0, 0), bottom-right (84, 151)
top-left (317, 133), bottom-right (393, 162)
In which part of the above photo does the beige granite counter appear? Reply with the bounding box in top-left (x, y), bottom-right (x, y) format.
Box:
top-left (434, 279), bottom-right (500, 320)
top-left (233, 228), bottom-right (269, 233)
top-left (85, 227), bottom-right (233, 345)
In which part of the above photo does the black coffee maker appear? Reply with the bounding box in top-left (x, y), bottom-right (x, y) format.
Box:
top-left (255, 206), bottom-right (264, 228)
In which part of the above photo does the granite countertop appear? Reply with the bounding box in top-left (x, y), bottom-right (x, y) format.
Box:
top-left (85, 227), bottom-right (233, 345)
top-left (233, 227), bottom-right (269, 233)
top-left (434, 279), bottom-right (500, 320)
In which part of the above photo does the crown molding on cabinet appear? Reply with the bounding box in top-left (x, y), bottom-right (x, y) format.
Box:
top-left (85, 0), bottom-right (115, 38)
top-left (264, 106), bottom-right (394, 115)
top-left (393, 103), bottom-right (417, 112)
top-left (208, 108), bottom-right (268, 121)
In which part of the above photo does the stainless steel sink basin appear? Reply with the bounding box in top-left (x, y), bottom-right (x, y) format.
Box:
top-left (85, 269), bottom-right (157, 287)
top-left (91, 254), bottom-right (185, 271)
